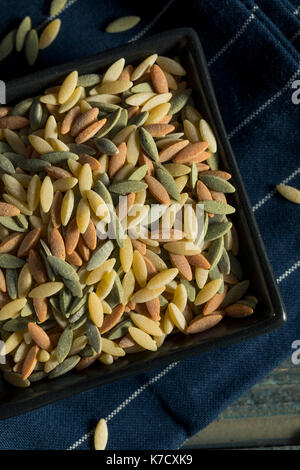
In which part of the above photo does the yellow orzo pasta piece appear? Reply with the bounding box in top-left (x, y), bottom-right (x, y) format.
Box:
top-left (141, 92), bottom-right (172, 112)
top-left (128, 326), bottom-right (157, 351)
top-left (27, 174), bottom-right (41, 211)
top-left (2, 174), bottom-right (27, 202)
top-left (102, 58), bottom-right (125, 82)
top-left (154, 334), bottom-right (166, 347)
top-left (97, 80), bottom-right (132, 95)
top-left (28, 134), bottom-right (53, 154)
top-left (40, 93), bottom-right (58, 104)
top-left (96, 270), bottom-right (116, 300)
top-left (132, 249), bottom-right (147, 287)
top-left (48, 137), bottom-right (69, 151)
top-left (165, 279), bottom-right (178, 294)
top-left (61, 189), bottom-right (74, 226)
top-left (126, 129), bottom-right (140, 166)
top-left (101, 300), bottom-right (112, 314)
top-left (58, 70), bottom-right (78, 104)
top-left (130, 189), bottom-right (146, 208)
top-left (68, 336), bottom-right (88, 356)
top-left (120, 235), bottom-right (133, 273)
top-left (194, 278), bottom-right (223, 306)
top-left (145, 102), bottom-right (171, 124)
top-left (195, 267), bottom-right (209, 289)
top-left (131, 54), bottom-right (158, 81)
top-left (125, 92), bottom-right (155, 106)
top-left (59, 86), bottom-right (82, 113)
top-left (130, 313), bottom-right (163, 337)
top-left (121, 269), bottom-right (135, 305)
top-left (29, 282), bottom-right (64, 298)
top-left (76, 198), bottom-right (90, 233)
top-left (183, 205), bottom-right (198, 241)
top-left (40, 176), bottom-right (54, 213)
top-left (86, 94), bottom-right (121, 104)
top-left (44, 115), bottom-right (58, 140)
top-left (101, 337), bottom-right (125, 357)
top-left (44, 350), bottom-right (59, 373)
top-left (173, 283), bottom-right (187, 311)
top-left (163, 241), bottom-right (201, 256)
top-left (99, 353), bottom-right (113, 365)
top-left (53, 177), bottom-right (78, 192)
top-left (130, 286), bottom-right (164, 303)
top-left (79, 99), bottom-right (92, 113)
top-left (86, 190), bottom-right (109, 220)
top-left (14, 342), bottom-right (30, 363)
top-left (39, 18), bottom-right (61, 50)
top-left (88, 292), bottom-right (103, 327)
top-left (68, 159), bottom-right (82, 177)
top-left (163, 310), bottom-right (174, 335)
top-left (94, 418), bottom-right (108, 451)
top-left (168, 303), bottom-right (187, 332)
top-left (85, 258), bottom-right (116, 285)
top-left (1, 331), bottom-right (24, 356)
top-left (146, 268), bottom-right (178, 290)
top-left (79, 163), bottom-right (93, 196)
top-left (0, 298), bottom-right (27, 321)
top-left (276, 184), bottom-right (300, 204)
top-left (37, 350), bottom-right (50, 362)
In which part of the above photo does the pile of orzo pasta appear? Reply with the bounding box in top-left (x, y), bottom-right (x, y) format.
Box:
top-left (0, 53), bottom-right (257, 387)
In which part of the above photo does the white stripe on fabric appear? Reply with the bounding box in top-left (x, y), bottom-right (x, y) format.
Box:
top-left (208, 5), bottom-right (259, 66)
top-left (67, 362), bottom-right (178, 450)
top-left (228, 67), bottom-right (300, 139)
top-left (293, 5), bottom-right (300, 16)
top-left (252, 166), bottom-right (300, 211)
top-left (128, 0), bottom-right (176, 43)
top-left (36, 0), bottom-right (80, 31)
top-left (277, 260), bottom-right (300, 283)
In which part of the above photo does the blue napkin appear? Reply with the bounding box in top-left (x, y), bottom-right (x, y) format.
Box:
top-left (0, 0), bottom-right (299, 450)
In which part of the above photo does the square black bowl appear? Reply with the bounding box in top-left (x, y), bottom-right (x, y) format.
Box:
top-left (0, 27), bottom-right (286, 420)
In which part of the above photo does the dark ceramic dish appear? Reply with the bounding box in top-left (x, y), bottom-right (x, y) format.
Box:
top-left (0, 28), bottom-right (286, 419)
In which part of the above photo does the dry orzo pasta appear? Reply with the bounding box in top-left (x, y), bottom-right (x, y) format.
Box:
top-left (0, 52), bottom-right (257, 387)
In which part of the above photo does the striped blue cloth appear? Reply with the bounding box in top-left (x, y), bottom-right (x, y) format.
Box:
top-left (0, 0), bottom-right (299, 450)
